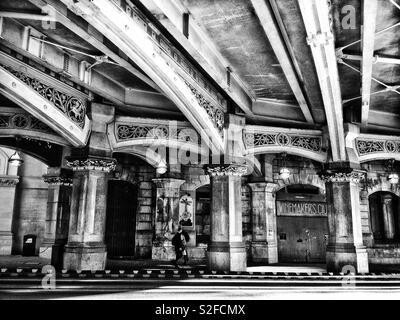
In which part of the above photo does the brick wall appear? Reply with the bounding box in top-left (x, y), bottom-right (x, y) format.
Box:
top-left (133, 165), bottom-right (156, 259)
top-left (12, 153), bottom-right (48, 255)
top-left (241, 183), bottom-right (252, 257)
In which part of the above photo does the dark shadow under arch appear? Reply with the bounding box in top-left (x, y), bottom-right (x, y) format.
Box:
top-left (369, 191), bottom-right (400, 243)
top-left (106, 180), bottom-right (139, 259)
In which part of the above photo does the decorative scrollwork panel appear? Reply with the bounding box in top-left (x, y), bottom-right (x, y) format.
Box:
top-left (183, 80), bottom-right (224, 135)
top-left (115, 123), bottom-right (201, 145)
top-left (356, 139), bottom-right (400, 156)
top-left (243, 131), bottom-right (322, 153)
top-left (0, 64), bottom-right (87, 127)
top-left (0, 112), bottom-right (55, 135)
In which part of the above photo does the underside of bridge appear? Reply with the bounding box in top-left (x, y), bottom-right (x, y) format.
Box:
top-left (0, 0), bottom-right (400, 273)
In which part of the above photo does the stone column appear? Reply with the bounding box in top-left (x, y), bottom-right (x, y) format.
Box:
top-left (151, 178), bottom-right (185, 260)
top-left (323, 167), bottom-right (369, 273)
top-left (248, 182), bottom-right (278, 264)
top-left (62, 157), bottom-right (116, 271)
top-left (206, 164), bottom-right (248, 272)
top-left (0, 175), bottom-right (19, 255)
top-left (381, 194), bottom-right (396, 240)
top-left (40, 168), bottom-right (72, 267)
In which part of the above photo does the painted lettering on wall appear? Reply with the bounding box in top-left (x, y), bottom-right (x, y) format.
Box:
top-left (277, 201), bottom-right (328, 217)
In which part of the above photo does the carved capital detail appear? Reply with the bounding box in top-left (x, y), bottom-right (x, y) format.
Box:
top-left (43, 175), bottom-right (73, 186)
top-left (321, 170), bottom-right (366, 184)
top-left (0, 175), bottom-right (19, 186)
top-left (206, 164), bottom-right (248, 177)
top-left (66, 157), bottom-right (117, 172)
top-left (152, 178), bottom-right (185, 190)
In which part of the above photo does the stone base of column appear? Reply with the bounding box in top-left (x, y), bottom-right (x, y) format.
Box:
top-left (39, 240), bottom-right (55, 259)
top-left (267, 242), bottom-right (278, 264)
top-left (51, 242), bottom-right (67, 270)
top-left (63, 244), bottom-right (107, 271)
top-left (326, 244), bottom-right (369, 273)
top-left (151, 241), bottom-right (176, 261)
top-left (208, 242), bottom-right (247, 272)
top-left (355, 246), bottom-right (369, 273)
top-left (251, 241), bottom-right (268, 263)
top-left (0, 232), bottom-right (12, 255)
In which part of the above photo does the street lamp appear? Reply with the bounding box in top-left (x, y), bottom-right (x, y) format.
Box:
top-left (386, 159), bottom-right (399, 184)
top-left (279, 153), bottom-right (290, 180)
top-left (8, 150), bottom-right (24, 167)
top-left (8, 137), bottom-right (24, 167)
top-left (156, 163), bottom-right (167, 175)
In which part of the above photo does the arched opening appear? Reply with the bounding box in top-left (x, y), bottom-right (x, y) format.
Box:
top-left (369, 192), bottom-right (400, 243)
top-left (276, 184), bottom-right (328, 263)
top-left (195, 184), bottom-right (211, 245)
top-left (106, 152), bottom-right (156, 260)
top-left (105, 180), bottom-right (138, 259)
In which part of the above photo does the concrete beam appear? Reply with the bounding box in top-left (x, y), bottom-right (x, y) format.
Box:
top-left (0, 11), bottom-right (57, 21)
top-left (27, 0), bottom-right (160, 92)
top-left (298, 0), bottom-right (346, 162)
top-left (139, 0), bottom-right (254, 115)
top-left (361, 0), bottom-right (378, 127)
top-left (250, 0), bottom-right (314, 124)
top-left (338, 54), bottom-right (400, 66)
top-left (60, 0), bottom-right (225, 152)
top-left (0, 16), bottom-right (177, 116)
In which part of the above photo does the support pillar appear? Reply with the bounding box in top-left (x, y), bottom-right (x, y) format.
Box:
top-left (206, 164), bottom-right (248, 272)
top-left (40, 168), bottom-right (72, 267)
top-left (381, 194), bottom-right (395, 240)
top-left (0, 175), bottom-right (19, 255)
top-left (151, 178), bottom-right (185, 260)
top-left (323, 167), bottom-right (369, 273)
top-left (62, 157), bottom-right (116, 271)
top-left (248, 182), bottom-right (278, 263)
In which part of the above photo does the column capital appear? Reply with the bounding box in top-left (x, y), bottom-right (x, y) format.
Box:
top-left (43, 168), bottom-right (73, 186)
top-left (321, 162), bottom-right (366, 184)
top-left (321, 169), bottom-right (366, 184)
top-left (247, 181), bottom-right (277, 193)
top-left (65, 156), bottom-right (117, 172)
top-left (206, 163), bottom-right (248, 177)
top-left (0, 175), bottom-right (19, 187)
top-left (152, 178), bottom-right (185, 189)
top-left (381, 193), bottom-right (393, 204)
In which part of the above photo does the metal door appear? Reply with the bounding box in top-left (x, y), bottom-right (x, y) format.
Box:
top-left (277, 216), bottom-right (328, 263)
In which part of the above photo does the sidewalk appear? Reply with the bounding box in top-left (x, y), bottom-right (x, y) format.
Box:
top-left (0, 256), bottom-right (50, 269)
top-left (1, 255), bottom-right (399, 273)
top-left (0, 255), bottom-right (326, 273)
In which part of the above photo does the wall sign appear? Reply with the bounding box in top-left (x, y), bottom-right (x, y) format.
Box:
top-left (277, 201), bottom-right (328, 217)
top-left (179, 194), bottom-right (194, 227)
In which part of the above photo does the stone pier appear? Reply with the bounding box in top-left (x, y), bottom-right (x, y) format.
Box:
top-left (206, 164), bottom-right (248, 272)
top-left (62, 157), bottom-right (116, 271)
top-left (323, 165), bottom-right (369, 273)
top-left (151, 178), bottom-right (185, 261)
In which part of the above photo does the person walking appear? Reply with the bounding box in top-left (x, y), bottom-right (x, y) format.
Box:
top-left (171, 226), bottom-right (190, 267)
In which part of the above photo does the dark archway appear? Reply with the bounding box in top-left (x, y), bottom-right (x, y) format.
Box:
top-left (0, 137), bottom-right (64, 167)
top-left (105, 180), bottom-right (138, 259)
top-left (369, 192), bottom-right (400, 243)
top-left (195, 184), bottom-right (211, 245)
